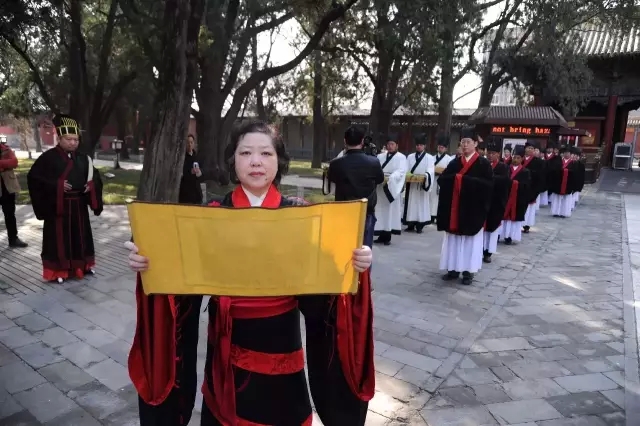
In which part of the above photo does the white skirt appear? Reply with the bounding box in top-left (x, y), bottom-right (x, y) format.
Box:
top-left (524, 204), bottom-right (536, 227)
top-left (539, 191), bottom-right (549, 206)
top-left (535, 194), bottom-right (541, 211)
top-left (502, 220), bottom-right (523, 242)
top-left (483, 222), bottom-right (502, 254)
top-left (549, 193), bottom-right (573, 217)
top-left (440, 230), bottom-right (484, 273)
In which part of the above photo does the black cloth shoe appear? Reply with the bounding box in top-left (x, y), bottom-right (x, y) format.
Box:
top-left (461, 271), bottom-right (474, 285)
top-left (9, 238), bottom-right (28, 248)
top-left (504, 237), bottom-right (512, 245)
top-left (442, 271), bottom-right (460, 281)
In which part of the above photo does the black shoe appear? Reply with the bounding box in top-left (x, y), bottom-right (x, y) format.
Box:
top-left (405, 226), bottom-right (415, 232)
top-left (461, 271), bottom-right (474, 285)
top-left (416, 227), bottom-right (424, 234)
top-left (483, 251), bottom-right (492, 263)
top-left (442, 271), bottom-right (460, 281)
top-left (522, 226), bottom-right (530, 234)
top-left (9, 238), bottom-right (28, 248)
top-left (504, 238), bottom-right (512, 245)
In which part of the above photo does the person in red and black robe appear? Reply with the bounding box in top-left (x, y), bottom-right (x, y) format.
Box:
top-left (126, 120), bottom-right (374, 426)
top-left (571, 146), bottom-right (585, 209)
top-left (27, 114), bottom-right (103, 283)
top-left (502, 144), bottom-right (512, 165)
top-left (483, 136), bottom-right (510, 263)
top-left (521, 141), bottom-right (544, 233)
top-left (502, 145), bottom-right (531, 245)
top-left (548, 145), bottom-right (578, 218)
top-left (437, 126), bottom-right (493, 286)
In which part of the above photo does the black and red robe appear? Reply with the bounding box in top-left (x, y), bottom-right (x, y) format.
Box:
top-left (521, 155), bottom-right (544, 205)
top-left (129, 185), bottom-right (375, 426)
top-left (484, 160), bottom-right (510, 233)
top-left (26, 146), bottom-right (103, 281)
top-left (436, 153), bottom-right (493, 236)
top-left (503, 165), bottom-right (531, 222)
top-left (548, 158), bottom-right (578, 196)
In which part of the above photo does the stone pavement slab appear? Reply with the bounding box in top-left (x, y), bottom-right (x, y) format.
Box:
top-left (0, 187), bottom-right (638, 425)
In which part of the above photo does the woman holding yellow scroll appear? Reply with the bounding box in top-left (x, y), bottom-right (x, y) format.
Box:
top-left (126, 120), bottom-right (374, 426)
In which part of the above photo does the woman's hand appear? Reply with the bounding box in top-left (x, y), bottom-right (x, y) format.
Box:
top-left (352, 245), bottom-right (372, 272)
top-left (124, 241), bottom-right (149, 272)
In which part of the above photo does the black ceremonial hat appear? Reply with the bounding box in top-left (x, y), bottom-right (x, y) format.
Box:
top-left (570, 146), bottom-right (581, 155)
top-left (486, 136), bottom-right (503, 153)
top-left (386, 133), bottom-right (398, 142)
top-left (525, 140), bottom-right (538, 149)
top-left (52, 114), bottom-right (80, 137)
top-left (459, 126), bottom-right (477, 141)
top-left (513, 144), bottom-right (526, 157)
top-left (477, 141), bottom-right (486, 150)
top-left (504, 143), bottom-right (512, 151)
top-left (559, 145), bottom-right (569, 153)
top-left (546, 140), bottom-right (557, 150)
top-left (414, 133), bottom-right (427, 145)
top-left (436, 134), bottom-right (449, 148)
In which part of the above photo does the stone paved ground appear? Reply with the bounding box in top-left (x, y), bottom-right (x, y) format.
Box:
top-left (0, 184), bottom-right (638, 425)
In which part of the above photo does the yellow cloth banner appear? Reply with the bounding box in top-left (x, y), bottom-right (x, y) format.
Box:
top-left (127, 200), bottom-right (367, 296)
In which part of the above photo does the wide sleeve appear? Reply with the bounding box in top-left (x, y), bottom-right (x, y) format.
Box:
top-left (422, 156), bottom-right (435, 192)
top-left (86, 166), bottom-right (104, 216)
top-left (27, 155), bottom-right (58, 220)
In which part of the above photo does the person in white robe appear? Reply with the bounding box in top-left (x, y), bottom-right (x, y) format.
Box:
top-left (374, 135), bottom-right (407, 245)
top-left (402, 133), bottom-right (435, 233)
top-left (429, 135), bottom-right (453, 224)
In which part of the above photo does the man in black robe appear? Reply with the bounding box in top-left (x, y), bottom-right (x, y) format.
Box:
top-left (502, 145), bottom-right (532, 245)
top-left (178, 134), bottom-right (203, 204)
top-left (483, 136), bottom-right (510, 263)
top-left (437, 126), bottom-right (493, 285)
top-left (521, 140), bottom-right (544, 233)
top-left (547, 145), bottom-right (578, 218)
top-left (27, 114), bottom-right (103, 283)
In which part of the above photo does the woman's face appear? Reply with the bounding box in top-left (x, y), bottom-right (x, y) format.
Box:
top-left (234, 132), bottom-right (278, 193)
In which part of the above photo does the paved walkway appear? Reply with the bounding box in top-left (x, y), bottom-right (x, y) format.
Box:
top-left (0, 185), bottom-right (637, 425)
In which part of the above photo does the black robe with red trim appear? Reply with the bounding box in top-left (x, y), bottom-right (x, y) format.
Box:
top-left (547, 158), bottom-right (579, 195)
top-left (27, 146), bottom-right (103, 280)
top-left (504, 166), bottom-right (531, 222)
top-left (522, 156), bottom-right (544, 203)
top-left (436, 155), bottom-right (493, 236)
top-left (485, 161), bottom-right (510, 233)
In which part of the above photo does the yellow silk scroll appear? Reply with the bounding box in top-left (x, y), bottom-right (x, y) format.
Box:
top-left (127, 199), bottom-right (368, 296)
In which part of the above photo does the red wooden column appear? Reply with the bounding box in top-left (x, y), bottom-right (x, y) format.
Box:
top-left (603, 95), bottom-right (618, 167)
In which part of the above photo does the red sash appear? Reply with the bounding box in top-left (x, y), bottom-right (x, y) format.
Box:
top-left (450, 152), bottom-right (479, 233)
top-left (560, 159), bottom-right (572, 195)
top-left (490, 160), bottom-right (499, 169)
top-left (522, 156), bottom-right (534, 168)
top-left (503, 166), bottom-right (522, 221)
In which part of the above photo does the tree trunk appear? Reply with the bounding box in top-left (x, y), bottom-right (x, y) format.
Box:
top-left (312, 50), bottom-right (325, 168)
top-left (115, 103), bottom-right (130, 160)
top-left (437, 31), bottom-right (455, 136)
top-left (136, 0), bottom-right (204, 202)
top-left (32, 118), bottom-right (42, 153)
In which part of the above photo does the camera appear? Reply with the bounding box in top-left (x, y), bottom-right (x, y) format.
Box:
top-left (363, 135), bottom-right (378, 157)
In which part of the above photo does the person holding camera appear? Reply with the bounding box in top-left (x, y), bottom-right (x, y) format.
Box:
top-left (0, 138), bottom-right (28, 248)
top-left (327, 126), bottom-right (384, 248)
top-left (179, 134), bottom-right (203, 204)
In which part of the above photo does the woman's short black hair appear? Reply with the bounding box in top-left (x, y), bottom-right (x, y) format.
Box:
top-left (225, 120), bottom-right (290, 185)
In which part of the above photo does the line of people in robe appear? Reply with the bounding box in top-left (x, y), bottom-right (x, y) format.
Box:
top-left (370, 126), bottom-right (585, 286)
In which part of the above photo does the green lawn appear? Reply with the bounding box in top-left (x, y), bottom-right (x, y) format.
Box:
top-left (288, 160), bottom-right (324, 177)
top-left (14, 158), bottom-right (331, 205)
top-left (15, 159), bottom-right (140, 205)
